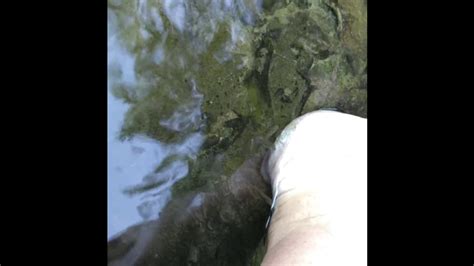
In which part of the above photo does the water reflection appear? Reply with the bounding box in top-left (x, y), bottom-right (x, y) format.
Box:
top-left (108, 95), bottom-right (161, 238)
top-left (107, 0), bottom-right (287, 240)
top-left (108, 0), bottom-right (367, 264)
top-left (107, 0), bottom-right (262, 239)
top-left (108, 0), bottom-right (366, 242)
top-left (108, 81), bottom-right (205, 238)
top-left (108, 1), bottom-right (230, 238)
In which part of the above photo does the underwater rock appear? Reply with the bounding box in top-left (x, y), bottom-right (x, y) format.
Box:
top-left (109, 0), bottom-right (367, 147)
top-left (108, 154), bottom-right (272, 266)
top-left (108, 0), bottom-right (366, 264)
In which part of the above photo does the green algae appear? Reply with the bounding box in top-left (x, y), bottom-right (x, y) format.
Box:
top-left (108, 0), bottom-right (366, 264)
top-left (109, 0), bottom-right (366, 228)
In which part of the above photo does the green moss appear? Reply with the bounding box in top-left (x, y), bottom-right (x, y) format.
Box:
top-left (109, 0), bottom-right (367, 194)
top-left (109, 0), bottom-right (366, 262)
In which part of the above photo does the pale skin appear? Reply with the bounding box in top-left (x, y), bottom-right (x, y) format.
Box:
top-left (262, 110), bottom-right (367, 265)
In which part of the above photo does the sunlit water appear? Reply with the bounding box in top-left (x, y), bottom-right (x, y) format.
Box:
top-left (108, 0), bottom-right (367, 245)
top-left (107, 0), bottom-right (262, 239)
top-left (107, 2), bottom-right (367, 265)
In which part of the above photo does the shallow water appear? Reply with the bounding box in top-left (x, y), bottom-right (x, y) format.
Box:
top-left (108, 0), bottom-right (366, 262)
top-left (107, 88), bottom-right (205, 238)
top-left (107, 0), bottom-right (263, 240)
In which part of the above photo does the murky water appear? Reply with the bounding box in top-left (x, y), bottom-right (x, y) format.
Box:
top-left (108, 0), bottom-right (366, 263)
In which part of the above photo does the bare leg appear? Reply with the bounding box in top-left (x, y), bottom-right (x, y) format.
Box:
top-left (262, 110), bottom-right (367, 265)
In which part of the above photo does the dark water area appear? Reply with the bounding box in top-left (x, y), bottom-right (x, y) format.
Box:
top-left (108, 0), bottom-right (366, 264)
